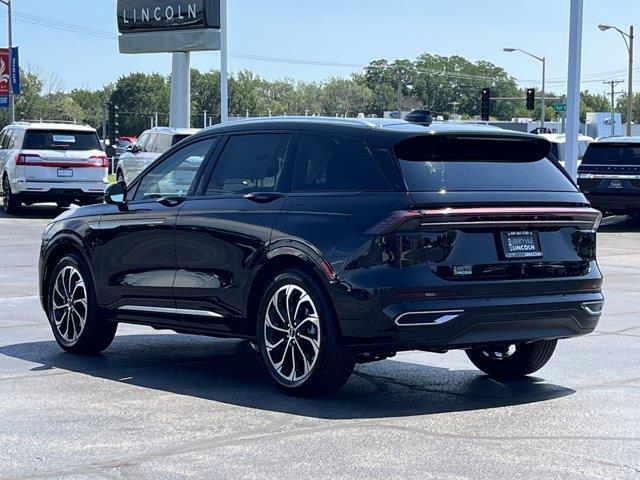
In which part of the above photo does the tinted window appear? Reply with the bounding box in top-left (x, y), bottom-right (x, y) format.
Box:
top-left (24, 130), bottom-right (101, 151)
top-left (548, 143), bottom-right (560, 162)
top-left (152, 134), bottom-right (172, 154)
top-left (396, 135), bottom-right (575, 192)
top-left (205, 134), bottom-right (291, 195)
top-left (292, 134), bottom-right (391, 191)
top-left (0, 131), bottom-right (7, 149)
top-left (172, 134), bottom-right (191, 146)
top-left (134, 139), bottom-right (216, 201)
top-left (582, 143), bottom-right (640, 166)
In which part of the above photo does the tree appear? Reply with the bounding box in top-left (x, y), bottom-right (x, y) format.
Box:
top-left (616, 92), bottom-right (640, 125)
top-left (111, 72), bottom-right (170, 135)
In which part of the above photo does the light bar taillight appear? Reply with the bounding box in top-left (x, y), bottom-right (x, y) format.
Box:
top-left (16, 153), bottom-right (42, 165)
top-left (14, 153), bottom-right (109, 168)
top-left (87, 155), bottom-right (109, 168)
top-left (367, 207), bottom-right (603, 235)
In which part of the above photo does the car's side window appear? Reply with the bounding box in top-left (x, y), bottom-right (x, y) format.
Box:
top-left (6, 129), bottom-right (17, 149)
top-left (204, 133), bottom-right (291, 196)
top-left (153, 134), bottom-right (172, 154)
top-left (145, 134), bottom-right (157, 153)
top-left (133, 138), bottom-right (217, 202)
top-left (0, 130), bottom-right (7, 150)
top-left (292, 134), bottom-right (391, 192)
top-left (134, 134), bottom-right (148, 152)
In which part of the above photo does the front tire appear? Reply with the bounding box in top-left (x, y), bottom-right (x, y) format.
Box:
top-left (47, 254), bottom-right (117, 354)
top-left (466, 340), bottom-right (557, 379)
top-left (257, 269), bottom-right (355, 396)
top-left (2, 175), bottom-right (21, 214)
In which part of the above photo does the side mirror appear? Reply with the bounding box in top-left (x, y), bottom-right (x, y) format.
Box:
top-left (105, 181), bottom-right (127, 207)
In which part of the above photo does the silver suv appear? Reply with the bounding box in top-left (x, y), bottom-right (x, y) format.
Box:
top-left (115, 127), bottom-right (199, 184)
top-left (0, 122), bottom-right (108, 214)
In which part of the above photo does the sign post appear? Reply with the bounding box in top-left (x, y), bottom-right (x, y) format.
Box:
top-left (565, 0), bottom-right (583, 182)
top-left (117, 1), bottom-right (223, 129)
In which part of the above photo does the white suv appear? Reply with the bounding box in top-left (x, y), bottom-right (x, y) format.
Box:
top-left (115, 126), bottom-right (199, 185)
top-left (0, 122), bottom-right (109, 214)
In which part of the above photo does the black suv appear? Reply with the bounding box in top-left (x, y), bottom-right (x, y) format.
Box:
top-left (39, 118), bottom-right (603, 396)
top-left (578, 137), bottom-right (640, 215)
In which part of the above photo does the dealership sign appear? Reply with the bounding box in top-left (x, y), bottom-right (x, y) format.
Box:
top-left (117, 0), bottom-right (220, 33)
top-left (118, 0), bottom-right (221, 53)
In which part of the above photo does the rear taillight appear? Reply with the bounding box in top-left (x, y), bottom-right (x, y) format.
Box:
top-left (16, 153), bottom-right (42, 165)
top-left (367, 207), bottom-right (603, 235)
top-left (88, 155), bottom-right (109, 168)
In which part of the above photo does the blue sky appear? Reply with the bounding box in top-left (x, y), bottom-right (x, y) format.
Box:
top-left (5, 0), bottom-right (640, 95)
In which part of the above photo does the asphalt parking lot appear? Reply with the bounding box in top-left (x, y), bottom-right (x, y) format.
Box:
top-left (0, 206), bottom-right (639, 479)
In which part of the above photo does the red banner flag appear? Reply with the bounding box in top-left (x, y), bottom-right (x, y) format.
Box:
top-left (0, 48), bottom-right (10, 96)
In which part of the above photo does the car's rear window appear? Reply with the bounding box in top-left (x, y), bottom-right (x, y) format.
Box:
top-left (582, 143), bottom-right (640, 166)
top-left (395, 134), bottom-right (576, 192)
top-left (24, 130), bottom-right (101, 151)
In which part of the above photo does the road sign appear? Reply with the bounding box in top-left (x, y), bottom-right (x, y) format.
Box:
top-left (554, 103), bottom-right (567, 112)
top-left (11, 47), bottom-right (20, 95)
top-left (0, 48), bottom-right (10, 97)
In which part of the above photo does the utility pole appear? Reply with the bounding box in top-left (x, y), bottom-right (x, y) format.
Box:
top-left (396, 72), bottom-right (403, 120)
top-left (101, 103), bottom-right (107, 142)
top-left (220, 0), bottom-right (229, 123)
top-left (604, 79), bottom-right (624, 136)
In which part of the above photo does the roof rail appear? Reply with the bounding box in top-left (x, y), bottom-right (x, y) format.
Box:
top-left (18, 119), bottom-right (91, 127)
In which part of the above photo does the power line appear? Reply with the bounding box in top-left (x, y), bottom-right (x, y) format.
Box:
top-left (4, 9), bottom-right (640, 89)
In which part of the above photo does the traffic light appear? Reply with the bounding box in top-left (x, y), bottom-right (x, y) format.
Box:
top-left (480, 88), bottom-right (491, 121)
top-left (108, 103), bottom-right (120, 143)
top-left (526, 88), bottom-right (535, 110)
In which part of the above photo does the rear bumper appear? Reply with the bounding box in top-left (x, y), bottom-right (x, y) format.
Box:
top-left (11, 180), bottom-right (107, 204)
top-left (340, 292), bottom-right (603, 351)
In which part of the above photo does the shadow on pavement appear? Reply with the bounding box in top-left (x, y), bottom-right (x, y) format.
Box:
top-left (0, 333), bottom-right (575, 419)
top-left (0, 204), bottom-right (67, 220)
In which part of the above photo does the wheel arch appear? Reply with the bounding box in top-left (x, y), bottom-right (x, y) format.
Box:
top-left (245, 247), bottom-right (338, 338)
top-left (41, 233), bottom-right (96, 313)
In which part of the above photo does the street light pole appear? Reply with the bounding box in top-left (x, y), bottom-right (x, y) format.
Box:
top-left (0, 0), bottom-right (13, 123)
top-left (503, 47), bottom-right (546, 128)
top-left (598, 23), bottom-right (634, 136)
top-left (628, 26), bottom-right (634, 136)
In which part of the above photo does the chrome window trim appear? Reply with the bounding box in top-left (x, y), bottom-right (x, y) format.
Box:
top-left (118, 305), bottom-right (223, 318)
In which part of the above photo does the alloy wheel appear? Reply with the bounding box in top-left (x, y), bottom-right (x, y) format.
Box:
top-left (51, 266), bottom-right (88, 344)
top-left (263, 284), bottom-right (321, 383)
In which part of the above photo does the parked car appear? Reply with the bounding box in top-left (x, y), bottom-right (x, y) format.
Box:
top-left (39, 117), bottom-right (603, 396)
top-left (115, 127), bottom-right (199, 184)
top-left (114, 136), bottom-right (137, 158)
top-left (0, 122), bottom-right (108, 214)
top-left (404, 109), bottom-right (433, 126)
top-left (539, 133), bottom-right (593, 169)
top-left (578, 136), bottom-right (640, 215)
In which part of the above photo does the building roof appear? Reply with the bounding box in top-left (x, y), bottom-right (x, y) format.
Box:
top-left (595, 135), bottom-right (640, 144)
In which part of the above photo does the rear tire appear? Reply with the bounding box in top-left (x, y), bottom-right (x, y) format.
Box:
top-left (466, 340), bottom-right (557, 379)
top-left (47, 253), bottom-right (117, 354)
top-left (257, 269), bottom-right (355, 396)
top-left (2, 175), bottom-right (21, 214)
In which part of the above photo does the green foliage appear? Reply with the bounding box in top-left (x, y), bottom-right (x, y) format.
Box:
top-left (0, 56), bottom-right (628, 135)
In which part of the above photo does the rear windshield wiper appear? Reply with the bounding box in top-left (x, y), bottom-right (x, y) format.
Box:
top-left (47, 144), bottom-right (70, 150)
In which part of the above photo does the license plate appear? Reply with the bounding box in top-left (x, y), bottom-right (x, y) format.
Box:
top-left (609, 179), bottom-right (622, 189)
top-left (57, 168), bottom-right (73, 178)
top-left (501, 231), bottom-right (543, 259)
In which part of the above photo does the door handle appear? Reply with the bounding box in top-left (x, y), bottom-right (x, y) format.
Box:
top-left (244, 192), bottom-right (285, 203)
top-left (157, 196), bottom-right (186, 207)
